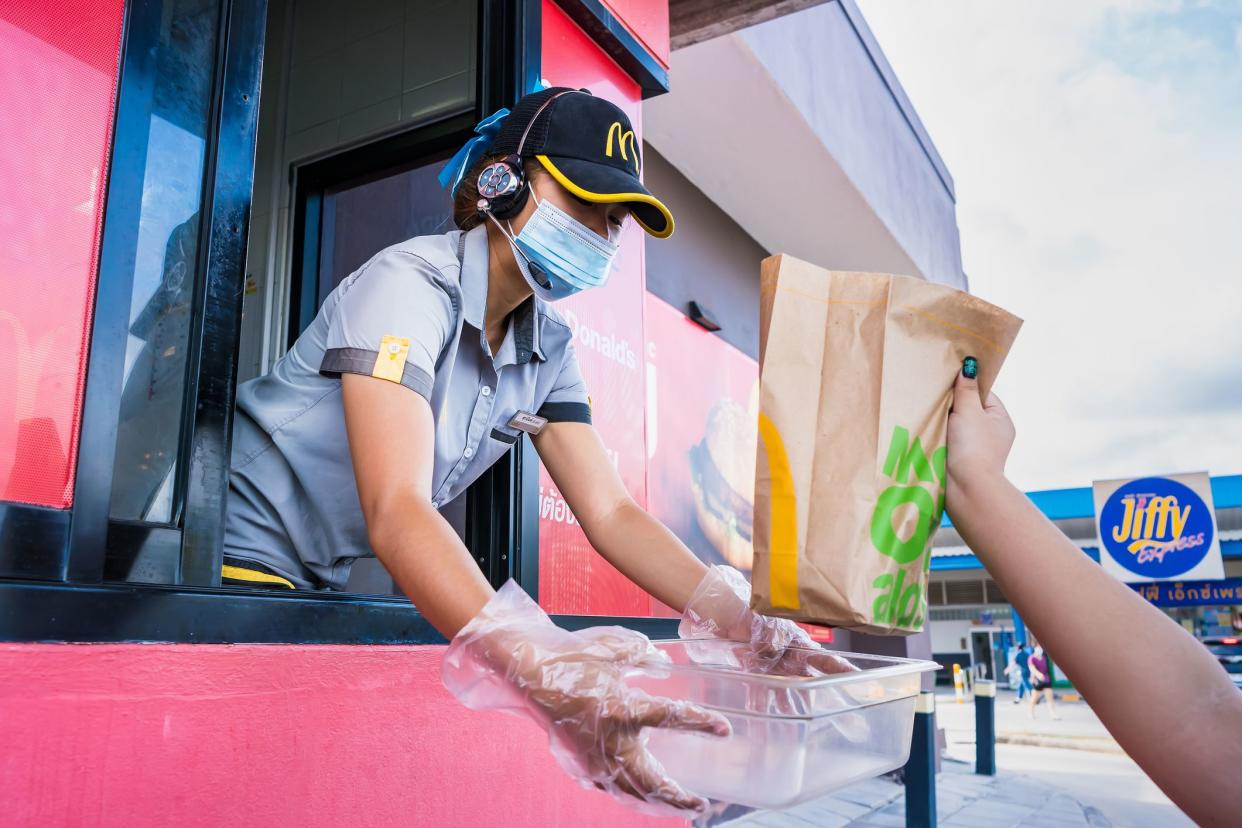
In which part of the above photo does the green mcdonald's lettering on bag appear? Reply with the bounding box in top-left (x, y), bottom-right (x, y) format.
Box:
top-left (870, 486), bottom-right (938, 564)
top-left (869, 425), bottom-right (946, 627)
top-left (872, 569), bottom-right (924, 627)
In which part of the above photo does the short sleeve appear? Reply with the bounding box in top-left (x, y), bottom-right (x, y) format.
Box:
top-left (319, 251), bottom-right (456, 400)
top-left (537, 339), bottom-right (592, 424)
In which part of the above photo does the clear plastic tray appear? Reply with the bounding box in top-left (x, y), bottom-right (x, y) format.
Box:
top-left (623, 639), bottom-right (939, 810)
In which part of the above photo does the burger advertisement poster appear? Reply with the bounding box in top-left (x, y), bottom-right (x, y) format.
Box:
top-left (644, 295), bottom-right (760, 576)
top-left (1093, 471), bottom-right (1223, 584)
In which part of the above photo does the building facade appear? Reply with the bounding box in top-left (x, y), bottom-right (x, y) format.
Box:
top-left (1, 0), bottom-right (962, 823)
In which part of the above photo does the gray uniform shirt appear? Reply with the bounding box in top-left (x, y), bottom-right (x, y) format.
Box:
top-left (224, 226), bottom-right (591, 589)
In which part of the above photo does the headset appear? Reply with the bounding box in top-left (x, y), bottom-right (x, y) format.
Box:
top-left (475, 90), bottom-right (579, 220)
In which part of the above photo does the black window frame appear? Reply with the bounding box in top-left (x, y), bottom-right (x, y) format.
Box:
top-left (0, 0), bottom-right (265, 590)
top-left (0, 0), bottom-right (679, 645)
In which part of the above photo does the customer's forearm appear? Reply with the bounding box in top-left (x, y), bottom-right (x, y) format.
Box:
top-left (950, 476), bottom-right (1242, 825)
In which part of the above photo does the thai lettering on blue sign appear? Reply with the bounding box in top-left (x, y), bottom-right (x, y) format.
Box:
top-left (1099, 476), bottom-right (1215, 579)
top-left (1131, 578), bottom-right (1242, 607)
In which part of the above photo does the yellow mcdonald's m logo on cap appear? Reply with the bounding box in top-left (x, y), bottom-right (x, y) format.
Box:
top-left (605, 122), bottom-right (639, 173)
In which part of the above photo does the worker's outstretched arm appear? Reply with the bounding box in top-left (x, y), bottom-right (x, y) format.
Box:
top-left (341, 373), bottom-right (725, 815)
top-left (944, 364), bottom-right (1242, 827)
top-left (341, 372), bottom-right (493, 638)
top-left (535, 421), bottom-right (854, 676)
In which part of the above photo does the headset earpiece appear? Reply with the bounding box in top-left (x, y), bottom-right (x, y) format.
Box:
top-left (476, 91), bottom-right (579, 221)
top-left (476, 154), bottom-right (529, 220)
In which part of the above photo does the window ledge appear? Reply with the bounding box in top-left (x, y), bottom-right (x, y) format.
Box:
top-left (0, 580), bottom-right (682, 644)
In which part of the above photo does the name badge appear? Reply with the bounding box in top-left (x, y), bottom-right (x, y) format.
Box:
top-left (508, 411), bottom-right (548, 435)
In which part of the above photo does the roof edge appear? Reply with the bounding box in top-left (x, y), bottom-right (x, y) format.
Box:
top-left (835, 0), bottom-right (956, 200)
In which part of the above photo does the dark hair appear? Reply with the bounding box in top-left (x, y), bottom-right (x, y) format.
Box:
top-left (452, 155), bottom-right (542, 231)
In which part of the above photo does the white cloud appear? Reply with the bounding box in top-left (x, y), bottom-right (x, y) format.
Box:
top-left (855, 0), bottom-right (1242, 490)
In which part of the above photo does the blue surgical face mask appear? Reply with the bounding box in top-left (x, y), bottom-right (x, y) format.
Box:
top-left (489, 188), bottom-right (620, 302)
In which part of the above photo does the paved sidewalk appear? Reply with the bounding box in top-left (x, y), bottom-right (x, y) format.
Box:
top-left (717, 689), bottom-right (1191, 827)
top-left (935, 689), bottom-right (1122, 755)
top-left (722, 760), bottom-right (1114, 828)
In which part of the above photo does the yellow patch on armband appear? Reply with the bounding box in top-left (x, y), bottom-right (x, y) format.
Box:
top-left (372, 334), bottom-right (410, 383)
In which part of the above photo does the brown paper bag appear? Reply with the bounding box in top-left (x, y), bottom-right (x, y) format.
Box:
top-left (751, 255), bottom-right (1022, 634)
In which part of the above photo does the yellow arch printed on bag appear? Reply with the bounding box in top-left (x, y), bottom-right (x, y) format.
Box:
top-left (758, 412), bottom-right (799, 610)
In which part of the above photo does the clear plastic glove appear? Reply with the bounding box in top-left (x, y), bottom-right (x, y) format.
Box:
top-left (680, 566), bottom-right (870, 740)
top-left (442, 580), bottom-right (731, 816)
top-left (679, 565), bottom-right (857, 677)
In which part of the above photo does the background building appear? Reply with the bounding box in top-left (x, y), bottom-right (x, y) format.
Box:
top-left (928, 474), bottom-right (1242, 684)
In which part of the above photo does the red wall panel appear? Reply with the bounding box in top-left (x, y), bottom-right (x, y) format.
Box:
top-left (0, 643), bottom-right (687, 827)
top-left (600, 0), bottom-right (671, 67)
top-left (0, 1), bottom-right (125, 507)
top-left (537, 1), bottom-right (653, 616)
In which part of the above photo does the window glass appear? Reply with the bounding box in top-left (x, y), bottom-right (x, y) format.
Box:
top-left (109, 0), bottom-right (221, 522)
top-left (320, 160), bottom-right (455, 301)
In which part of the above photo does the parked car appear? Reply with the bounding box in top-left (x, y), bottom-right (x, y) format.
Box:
top-left (1201, 636), bottom-right (1242, 689)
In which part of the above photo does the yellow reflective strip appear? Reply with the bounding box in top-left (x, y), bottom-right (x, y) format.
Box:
top-left (534, 155), bottom-right (674, 239)
top-left (758, 412), bottom-right (799, 610)
top-left (372, 334), bottom-right (410, 383)
top-left (221, 564), bottom-right (295, 589)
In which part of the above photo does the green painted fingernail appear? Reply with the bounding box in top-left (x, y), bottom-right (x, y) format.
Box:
top-left (962, 356), bottom-right (978, 379)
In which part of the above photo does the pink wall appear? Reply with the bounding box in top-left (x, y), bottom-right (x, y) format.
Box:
top-left (0, 0), bottom-right (124, 507)
top-left (0, 643), bottom-right (688, 827)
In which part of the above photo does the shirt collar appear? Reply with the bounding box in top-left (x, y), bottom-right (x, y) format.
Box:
top-left (460, 225), bottom-right (546, 366)
top-left (460, 225), bottom-right (489, 331)
top-left (513, 299), bottom-right (545, 365)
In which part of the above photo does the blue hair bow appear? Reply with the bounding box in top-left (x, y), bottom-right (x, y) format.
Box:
top-left (437, 108), bottom-right (511, 196)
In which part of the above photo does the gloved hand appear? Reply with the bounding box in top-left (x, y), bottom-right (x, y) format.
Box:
top-left (679, 565), bottom-right (857, 677)
top-left (442, 580), bottom-right (730, 816)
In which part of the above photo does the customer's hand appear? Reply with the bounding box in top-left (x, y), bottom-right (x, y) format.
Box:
top-left (442, 581), bottom-right (729, 816)
top-left (680, 565), bottom-right (856, 677)
top-left (946, 358), bottom-right (1016, 512)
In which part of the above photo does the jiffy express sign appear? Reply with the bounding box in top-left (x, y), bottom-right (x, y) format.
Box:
top-left (1093, 472), bottom-right (1223, 583)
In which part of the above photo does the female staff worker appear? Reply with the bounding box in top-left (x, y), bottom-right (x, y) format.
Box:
top-left (223, 88), bottom-right (847, 815)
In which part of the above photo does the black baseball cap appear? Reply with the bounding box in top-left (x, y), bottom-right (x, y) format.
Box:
top-left (490, 87), bottom-right (675, 238)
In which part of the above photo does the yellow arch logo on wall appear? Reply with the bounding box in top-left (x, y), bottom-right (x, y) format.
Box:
top-left (758, 412), bottom-right (799, 609)
top-left (605, 122), bottom-right (640, 173)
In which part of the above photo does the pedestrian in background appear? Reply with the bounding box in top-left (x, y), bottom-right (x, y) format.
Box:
top-left (1027, 643), bottom-right (1060, 719)
top-left (1006, 641), bottom-right (1032, 703)
top-left (1003, 642), bottom-right (1020, 690)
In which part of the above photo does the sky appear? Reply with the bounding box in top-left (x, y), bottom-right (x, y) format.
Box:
top-left (853, 0), bottom-right (1242, 492)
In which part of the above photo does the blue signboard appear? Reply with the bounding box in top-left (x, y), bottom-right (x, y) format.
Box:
top-left (1131, 577), bottom-right (1242, 607)
top-left (1094, 474), bottom-right (1222, 582)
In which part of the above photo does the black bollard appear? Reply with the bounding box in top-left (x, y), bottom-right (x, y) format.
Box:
top-left (974, 679), bottom-right (996, 775)
top-left (904, 691), bottom-right (937, 828)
